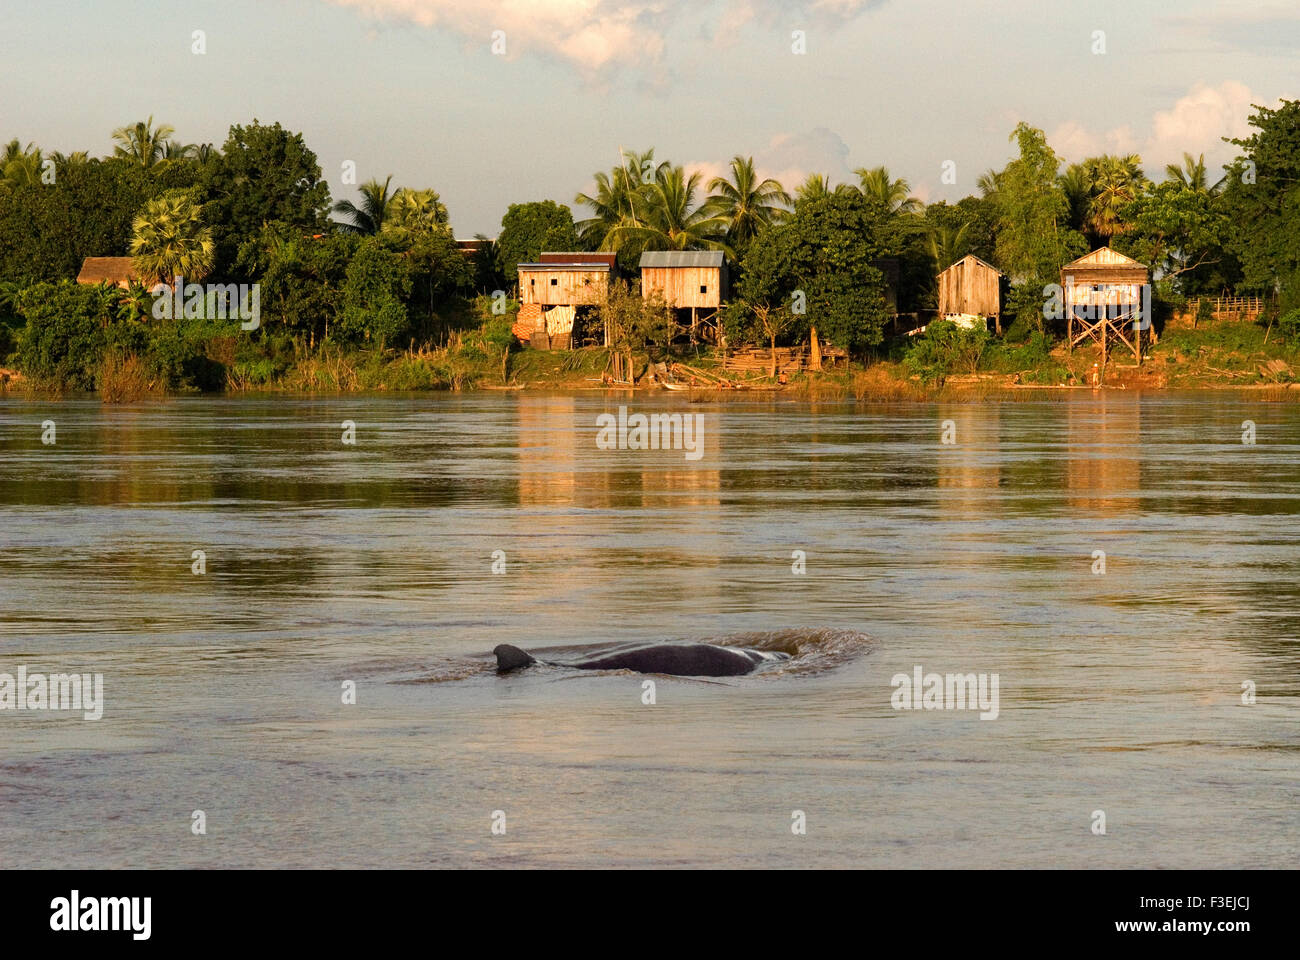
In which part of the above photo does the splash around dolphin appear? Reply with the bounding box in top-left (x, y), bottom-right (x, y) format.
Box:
top-left (494, 641), bottom-right (791, 678)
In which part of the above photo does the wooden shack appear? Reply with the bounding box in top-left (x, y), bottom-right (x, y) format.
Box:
top-left (516, 252), bottom-right (615, 349)
top-left (1060, 247), bottom-right (1151, 365)
top-left (937, 255), bottom-right (1004, 332)
top-left (638, 251), bottom-right (726, 309)
top-left (76, 257), bottom-right (138, 289)
top-left (639, 250), bottom-right (727, 343)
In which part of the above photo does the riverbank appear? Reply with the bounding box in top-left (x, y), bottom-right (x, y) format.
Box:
top-left (4, 319), bottom-right (1299, 401)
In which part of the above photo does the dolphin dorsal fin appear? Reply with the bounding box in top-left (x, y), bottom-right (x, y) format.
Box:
top-left (494, 644), bottom-right (537, 672)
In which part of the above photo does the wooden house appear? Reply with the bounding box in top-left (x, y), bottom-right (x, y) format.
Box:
top-left (937, 255), bottom-right (1004, 332)
top-left (638, 250), bottom-right (726, 309)
top-left (1060, 247), bottom-right (1151, 364)
top-left (516, 253), bottom-right (615, 350)
top-left (76, 257), bottom-right (139, 289)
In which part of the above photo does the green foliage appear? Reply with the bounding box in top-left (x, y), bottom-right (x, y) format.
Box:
top-left (1222, 100), bottom-right (1300, 300)
top-left (337, 237), bottom-right (412, 346)
top-left (199, 120), bottom-right (332, 274)
top-left (496, 200), bottom-right (578, 281)
top-left (14, 281), bottom-right (115, 388)
top-left (992, 123), bottom-right (1086, 281)
top-left (236, 223), bottom-right (356, 340)
top-left (1115, 180), bottom-right (1234, 295)
top-left (0, 158), bottom-right (199, 282)
top-left (1278, 308), bottom-right (1300, 343)
top-left (904, 319), bottom-right (990, 381)
top-left (738, 190), bottom-right (890, 354)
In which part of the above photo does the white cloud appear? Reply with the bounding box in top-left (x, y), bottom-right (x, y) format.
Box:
top-left (326, 0), bottom-right (883, 76)
top-left (1049, 81), bottom-right (1266, 177)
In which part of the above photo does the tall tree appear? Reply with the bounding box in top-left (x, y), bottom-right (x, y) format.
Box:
top-left (129, 190), bottom-right (216, 285)
top-left (703, 155), bottom-right (790, 253)
top-left (495, 200), bottom-right (579, 280)
top-left (112, 117), bottom-right (175, 168)
top-left (992, 123), bottom-right (1086, 282)
top-left (384, 187), bottom-right (450, 233)
top-left (333, 175), bottom-right (395, 235)
top-left (854, 166), bottom-right (921, 216)
top-left (199, 120), bottom-right (332, 274)
top-left (605, 165), bottom-right (728, 255)
top-left (1222, 99), bottom-right (1300, 305)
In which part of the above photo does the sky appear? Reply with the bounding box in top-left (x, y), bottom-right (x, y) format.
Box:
top-left (0, 0), bottom-right (1295, 236)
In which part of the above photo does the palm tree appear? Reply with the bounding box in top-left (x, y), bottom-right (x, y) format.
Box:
top-left (1165, 151), bottom-right (1225, 194)
top-left (855, 166), bottom-right (921, 215)
top-left (162, 140), bottom-right (197, 161)
top-left (384, 187), bottom-right (450, 233)
top-left (926, 222), bottom-right (972, 271)
top-left (702, 155), bottom-right (790, 249)
top-left (195, 143), bottom-right (218, 164)
top-left (795, 173), bottom-right (833, 206)
top-left (1059, 163), bottom-right (1091, 235)
top-left (575, 148), bottom-right (662, 249)
top-left (1084, 154), bottom-right (1146, 244)
top-left (976, 168), bottom-right (1002, 199)
top-left (1, 139), bottom-right (44, 188)
top-left (112, 117), bottom-right (176, 168)
top-left (129, 191), bottom-right (216, 286)
top-left (333, 176), bottom-right (395, 235)
top-left (603, 165), bottom-right (729, 254)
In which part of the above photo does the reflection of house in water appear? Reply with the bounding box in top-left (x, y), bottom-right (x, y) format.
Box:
top-left (515, 397), bottom-right (720, 510)
top-left (1066, 397), bottom-right (1141, 515)
top-left (936, 407), bottom-right (1001, 498)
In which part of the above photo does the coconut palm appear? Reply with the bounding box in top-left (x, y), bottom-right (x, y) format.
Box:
top-left (1165, 151), bottom-right (1225, 194)
top-left (384, 187), bottom-right (450, 233)
top-left (1, 139), bottom-right (44, 188)
top-left (702, 155), bottom-right (791, 248)
top-left (129, 191), bottom-right (216, 286)
top-left (162, 140), bottom-right (197, 161)
top-left (855, 165), bottom-right (921, 216)
top-left (333, 176), bottom-right (395, 235)
top-left (112, 117), bottom-right (176, 168)
top-left (603, 165), bottom-right (729, 254)
top-left (1084, 154), bottom-right (1146, 243)
top-left (794, 173), bottom-right (833, 206)
top-left (575, 148), bottom-right (662, 249)
top-left (976, 168), bottom-right (1002, 199)
top-left (926, 222), bottom-right (972, 271)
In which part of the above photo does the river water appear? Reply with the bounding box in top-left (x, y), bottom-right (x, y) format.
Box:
top-left (1, 392), bottom-right (1296, 867)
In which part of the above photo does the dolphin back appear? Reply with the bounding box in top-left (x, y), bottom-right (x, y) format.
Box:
top-left (494, 644), bottom-right (537, 672)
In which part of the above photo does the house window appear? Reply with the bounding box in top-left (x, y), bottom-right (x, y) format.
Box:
top-left (530, 278), bottom-right (535, 285)
top-left (699, 284), bottom-right (708, 294)
top-left (551, 278), bottom-right (558, 286)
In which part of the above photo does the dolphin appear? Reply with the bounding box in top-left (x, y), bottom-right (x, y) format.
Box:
top-left (493, 641), bottom-right (791, 678)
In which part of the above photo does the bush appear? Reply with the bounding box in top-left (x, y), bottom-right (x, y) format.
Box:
top-left (14, 281), bottom-right (113, 390)
top-left (904, 319), bottom-right (990, 381)
top-left (1278, 308), bottom-right (1300, 343)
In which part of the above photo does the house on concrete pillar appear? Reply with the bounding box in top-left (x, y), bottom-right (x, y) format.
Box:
top-left (937, 255), bottom-right (1005, 333)
top-left (515, 252), bottom-right (615, 349)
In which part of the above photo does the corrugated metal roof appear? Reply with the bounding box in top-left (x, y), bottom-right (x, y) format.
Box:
top-left (517, 262), bottom-right (611, 271)
top-left (638, 251), bottom-right (724, 268)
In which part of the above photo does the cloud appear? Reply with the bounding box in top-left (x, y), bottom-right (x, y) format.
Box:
top-left (1049, 81), bottom-right (1265, 176)
top-left (1161, 5), bottom-right (1300, 53)
top-left (752, 126), bottom-right (856, 191)
top-left (326, 0), bottom-right (884, 77)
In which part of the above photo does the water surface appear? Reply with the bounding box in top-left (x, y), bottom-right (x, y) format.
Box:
top-left (1, 392), bottom-right (1296, 867)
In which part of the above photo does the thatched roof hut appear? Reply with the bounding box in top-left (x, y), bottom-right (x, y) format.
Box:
top-left (76, 257), bottom-right (139, 289)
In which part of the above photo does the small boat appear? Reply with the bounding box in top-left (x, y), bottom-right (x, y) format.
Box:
top-left (661, 381), bottom-right (690, 391)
